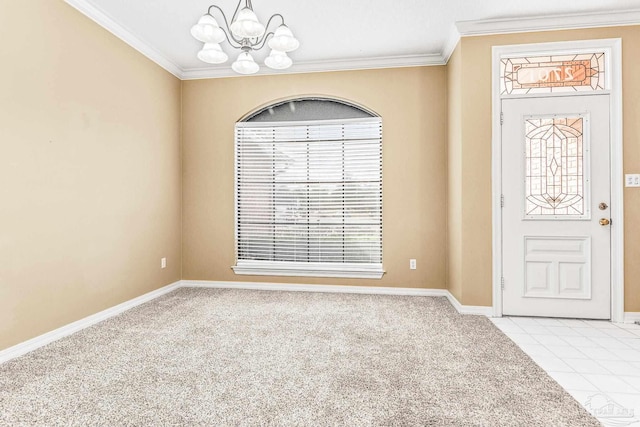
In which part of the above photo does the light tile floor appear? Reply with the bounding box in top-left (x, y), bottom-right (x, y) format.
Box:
top-left (491, 317), bottom-right (640, 427)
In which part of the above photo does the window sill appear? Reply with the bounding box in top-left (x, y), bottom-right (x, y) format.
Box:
top-left (232, 261), bottom-right (385, 279)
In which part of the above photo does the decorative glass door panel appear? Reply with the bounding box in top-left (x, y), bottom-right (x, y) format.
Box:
top-left (524, 115), bottom-right (590, 219)
top-left (500, 52), bottom-right (606, 95)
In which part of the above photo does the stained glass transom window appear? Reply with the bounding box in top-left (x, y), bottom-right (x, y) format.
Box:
top-left (501, 53), bottom-right (606, 95)
top-left (525, 117), bottom-right (588, 218)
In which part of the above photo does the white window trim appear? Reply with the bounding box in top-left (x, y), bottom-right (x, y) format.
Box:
top-left (233, 116), bottom-right (384, 280)
top-left (232, 260), bottom-right (385, 279)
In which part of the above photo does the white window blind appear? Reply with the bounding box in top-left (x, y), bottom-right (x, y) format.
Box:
top-left (233, 117), bottom-right (383, 279)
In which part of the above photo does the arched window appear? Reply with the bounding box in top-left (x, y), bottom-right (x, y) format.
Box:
top-left (233, 98), bottom-right (383, 279)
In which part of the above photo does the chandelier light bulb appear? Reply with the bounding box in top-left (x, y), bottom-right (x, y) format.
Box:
top-left (197, 43), bottom-right (229, 64)
top-left (191, 14), bottom-right (226, 44)
top-left (230, 8), bottom-right (265, 39)
top-left (232, 51), bottom-right (260, 75)
top-left (264, 49), bottom-right (292, 70)
top-left (268, 25), bottom-right (299, 53)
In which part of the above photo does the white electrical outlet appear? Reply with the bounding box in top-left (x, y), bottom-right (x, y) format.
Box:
top-left (625, 174), bottom-right (640, 187)
top-left (410, 259), bottom-right (417, 270)
top-left (161, 258), bottom-right (167, 269)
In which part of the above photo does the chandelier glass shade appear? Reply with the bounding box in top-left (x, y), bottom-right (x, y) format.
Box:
top-left (229, 8), bottom-right (265, 39)
top-left (191, 0), bottom-right (299, 74)
top-left (231, 51), bottom-right (260, 75)
top-left (197, 43), bottom-right (228, 64)
top-left (264, 49), bottom-right (292, 70)
top-left (190, 15), bottom-right (225, 44)
top-left (268, 25), bottom-right (300, 52)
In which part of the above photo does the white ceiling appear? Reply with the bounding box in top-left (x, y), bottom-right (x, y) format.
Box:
top-left (66, 0), bottom-right (640, 79)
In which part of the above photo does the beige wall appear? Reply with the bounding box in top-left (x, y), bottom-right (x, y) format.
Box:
top-left (3, 3), bottom-right (639, 354)
top-left (182, 67), bottom-right (448, 289)
top-left (448, 26), bottom-right (640, 311)
top-left (0, 1), bottom-right (182, 350)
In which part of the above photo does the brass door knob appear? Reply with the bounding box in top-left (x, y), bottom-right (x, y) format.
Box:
top-left (599, 218), bottom-right (611, 226)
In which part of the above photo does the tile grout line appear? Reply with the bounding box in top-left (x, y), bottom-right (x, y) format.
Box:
top-left (491, 316), bottom-right (640, 423)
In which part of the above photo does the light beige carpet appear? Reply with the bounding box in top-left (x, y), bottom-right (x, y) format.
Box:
top-left (0, 288), bottom-right (599, 426)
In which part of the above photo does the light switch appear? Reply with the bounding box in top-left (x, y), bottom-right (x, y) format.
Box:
top-left (625, 174), bottom-right (640, 187)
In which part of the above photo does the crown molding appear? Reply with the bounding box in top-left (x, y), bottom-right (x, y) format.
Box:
top-left (456, 9), bottom-right (640, 37)
top-left (441, 24), bottom-right (461, 64)
top-left (63, 1), bottom-right (640, 80)
top-left (64, 0), bottom-right (184, 78)
top-left (180, 54), bottom-right (446, 80)
top-left (64, 0), bottom-right (443, 80)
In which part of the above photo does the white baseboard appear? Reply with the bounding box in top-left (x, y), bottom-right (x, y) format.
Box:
top-left (444, 292), bottom-right (495, 316)
top-left (0, 281), bottom-right (182, 364)
top-left (0, 279), bottom-right (493, 365)
top-left (181, 280), bottom-right (494, 316)
top-left (624, 312), bottom-right (640, 324)
top-left (182, 280), bottom-right (450, 297)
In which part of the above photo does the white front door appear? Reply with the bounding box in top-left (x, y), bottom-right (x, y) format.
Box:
top-left (502, 95), bottom-right (611, 319)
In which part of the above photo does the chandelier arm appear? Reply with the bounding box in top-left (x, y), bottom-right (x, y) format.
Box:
top-left (219, 28), bottom-right (243, 50)
top-left (230, 0), bottom-right (244, 27)
top-left (250, 32), bottom-right (275, 51)
top-left (264, 13), bottom-right (285, 32)
top-left (207, 5), bottom-right (243, 45)
top-left (255, 14), bottom-right (285, 45)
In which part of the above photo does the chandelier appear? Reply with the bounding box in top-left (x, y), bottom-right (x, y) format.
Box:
top-left (190, 0), bottom-right (300, 75)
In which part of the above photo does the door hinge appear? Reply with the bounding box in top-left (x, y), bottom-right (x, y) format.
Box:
top-left (501, 277), bottom-right (505, 290)
top-left (500, 194), bottom-right (504, 208)
top-left (500, 112), bottom-right (504, 125)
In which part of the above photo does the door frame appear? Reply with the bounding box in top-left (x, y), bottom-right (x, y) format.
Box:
top-left (491, 38), bottom-right (624, 321)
